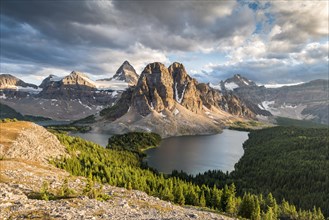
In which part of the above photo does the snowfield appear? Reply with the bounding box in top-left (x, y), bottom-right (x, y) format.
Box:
top-left (224, 82), bottom-right (239, 90)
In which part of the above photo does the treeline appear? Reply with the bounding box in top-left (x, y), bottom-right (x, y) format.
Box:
top-left (173, 126), bottom-right (329, 218)
top-left (50, 131), bottom-right (325, 219)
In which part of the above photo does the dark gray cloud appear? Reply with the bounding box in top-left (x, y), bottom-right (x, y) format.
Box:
top-left (0, 0), bottom-right (328, 84)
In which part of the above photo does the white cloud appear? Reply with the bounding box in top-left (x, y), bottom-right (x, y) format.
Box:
top-left (90, 43), bottom-right (170, 77)
top-left (269, 1), bottom-right (329, 47)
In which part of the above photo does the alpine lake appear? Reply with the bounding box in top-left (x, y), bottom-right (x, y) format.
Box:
top-left (69, 129), bottom-right (249, 175)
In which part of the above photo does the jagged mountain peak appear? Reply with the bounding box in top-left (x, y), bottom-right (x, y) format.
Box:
top-left (168, 62), bottom-right (192, 81)
top-left (111, 61), bottom-right (138, 86)
top-left (122, 60), bottom-right (130, 65)
top-left (133, 62), bottom-right (174, 116)
top-left (224, 74), bottom-right (256, 87)
top-left (142, 62), bottom-right (167, 73)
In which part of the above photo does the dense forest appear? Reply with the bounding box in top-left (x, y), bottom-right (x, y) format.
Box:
top-left (232, 126), bottom-right (329, 217)
top-left (172, 126), bottom-right (329, 218)
top-left (107, 132), bottom-right (161, 154)
top-left (50, 130), bottom-right (326, 219)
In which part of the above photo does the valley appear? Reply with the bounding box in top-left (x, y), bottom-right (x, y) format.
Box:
top-left (1, 120), bottom-right (327, 219)
top-left (1, 61), bottom-right (328, 220)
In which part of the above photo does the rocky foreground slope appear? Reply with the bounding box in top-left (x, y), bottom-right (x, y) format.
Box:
top-left (0, 121), bottom-right (233, 220)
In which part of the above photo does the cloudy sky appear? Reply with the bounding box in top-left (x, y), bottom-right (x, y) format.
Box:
top-left (1, 0), bottom-right (328, 85)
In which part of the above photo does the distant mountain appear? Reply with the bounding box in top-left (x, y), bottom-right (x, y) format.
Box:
top-left (210, 74), bottom-right (257, 91)
top-left (97, 61), bottom-right (138, 86)
top-left (0, 74), bottom-right (39, 90)
top-left (0, 71), bottom-right (124, 120)
top-left (38, 71), bottom-right (98, 100)
top-left (218, 75), bottom-right (329, 125)
top-left (210, 75), bottom-right (271, 116)
top-left (39, 71), bottom-right (96, 89)
top-left (94, 62), bottom-right (255, 137)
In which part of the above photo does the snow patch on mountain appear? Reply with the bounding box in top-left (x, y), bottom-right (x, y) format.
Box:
top-left (0, 93), bottom-right (7, 99)
top-left (209, 83), bottom-right (221, 90)
top-left (175, 82), bottom-right (187, 104)
top-left (262, 82), bottom-right (304, 88)
top-left (1, 85), bottom-right (42, 94)
top-left (242, 79), bottom-right (250, 85)
top-left (224, 82), bottom-right (239, 91)
top-left (260, 101), bottom-right (275, 111)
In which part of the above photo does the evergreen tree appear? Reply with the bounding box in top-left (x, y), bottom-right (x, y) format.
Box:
top-left (199, 191), bottom-right (206, 207)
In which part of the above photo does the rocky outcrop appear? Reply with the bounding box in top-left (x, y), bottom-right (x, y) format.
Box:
top-left (169, 62), bottom-right (203, 114)
top-left (0, 121), bottom-right (68, 163)
top-left (197, 83), bottom-right (255, 118)
top-left (0, 177), bottom-right (233, 220)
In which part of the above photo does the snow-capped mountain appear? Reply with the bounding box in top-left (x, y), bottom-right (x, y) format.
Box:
top-left (0, 70), bottom-right (126, 120)
top-left (210, 74), bottom-right (257, 91)
top-left (230, 77), bottom-right (329, 125)
top-left (97, 60), bottom-right (139, 86)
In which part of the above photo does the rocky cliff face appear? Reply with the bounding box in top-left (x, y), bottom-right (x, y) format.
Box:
top-left (197, 83), bottom-right (255, 118)
top-left (169, 62), bottom-right (203, 114)
top-left (129, 62), bottom-right (250, 118)
top-left (132, 62), bottom-right (175, 116)
top-left (0, 121), bottom-right (68, 163)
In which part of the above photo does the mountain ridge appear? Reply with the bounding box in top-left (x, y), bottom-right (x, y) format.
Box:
top-left (94, 62), bottom-right (255, 137)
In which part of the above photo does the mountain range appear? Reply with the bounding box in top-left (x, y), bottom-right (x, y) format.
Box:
top-left (1, 61), bottom-right (328, 136)
top-left (0, 61), bottom-right (138, 120)
top-left (211, 74), bottom-right (328, 124)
